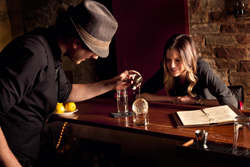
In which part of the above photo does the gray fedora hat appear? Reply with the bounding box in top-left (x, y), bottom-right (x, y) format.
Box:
top-left (69, 0), bottom-right (118, 58)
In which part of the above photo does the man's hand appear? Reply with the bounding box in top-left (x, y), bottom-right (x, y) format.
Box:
top-left (67, 70), bottom-right (141, 102)
top-left (112, 70), bottom-right (141, 90)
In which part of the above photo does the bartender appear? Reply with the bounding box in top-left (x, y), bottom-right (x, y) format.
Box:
top-left (0, 1), bottom-right (136, 166)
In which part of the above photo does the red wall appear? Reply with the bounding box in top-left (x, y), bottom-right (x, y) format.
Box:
top-left (113, 0), bottom-right (188, 94)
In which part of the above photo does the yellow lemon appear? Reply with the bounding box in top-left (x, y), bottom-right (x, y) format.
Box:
top-left (54, 103), bottom-right (65, 113)
top-left (65, 102), bottom-right (76, 112)
top-left (57, 102), bottom-right (63, 106)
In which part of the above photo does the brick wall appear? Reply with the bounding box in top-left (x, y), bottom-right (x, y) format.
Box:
top-left (0, 0), bottom-right (12, 51)
top-left (188, 0), bottom-right (250, 109)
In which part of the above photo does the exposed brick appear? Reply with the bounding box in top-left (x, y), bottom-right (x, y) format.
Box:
top-left (208, 11), bottom-right (226, 22)
top-left (189, 0), bottom-right (201, 14)
top-left (225, 1), bottom-right (236, 14)
top-left (215, 59), bottom-right (238, 70)
top-left (222, 23), bottom-right (250, 34)
top-left (236, 16), bottom-right (250, 22)
top-left (215, 47), bottom-right (246, 59)
top-left (239, 60), bottom-right (250, 72)
top-left (0, 5), bottom-right (12, 50)
top-left (201, 0), bottom-right (226, 12)
top-left (190, 13), bottom-right (207, 23)
top-left (205, 35), bottom-right (236, 46)
top-left (221, 24), bottom-right (236, 33)
top-left (245, 23), bottom-right (250, 33)
top-left (191, 34), bottom-right (204, 46)
top-left (207, 13), bottom-right (235, 24)
top-left (229, 72), bottom-right (250, 88)
top-left (199, 46), bottom-right (215, 58)
top-left (226, 15), bottom-right (237, 23)
top-left (236, 35), bottom-right (250, 45)
top-left (190, 23), bottom-right (220, 34)
top-left (188, 0), bottom-right (250, 109)
top-left (235, 23), bottom-right (248, 33)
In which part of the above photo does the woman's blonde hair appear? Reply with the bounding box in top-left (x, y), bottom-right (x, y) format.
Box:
top-left (160, 34), bottom-right (201, 97)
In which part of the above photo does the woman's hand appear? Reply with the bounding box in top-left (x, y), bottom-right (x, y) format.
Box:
top-left (174, 95), bottom-right (198, 105)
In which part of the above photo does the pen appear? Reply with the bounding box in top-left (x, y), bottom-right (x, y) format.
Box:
top-left (201, 109), bottom-right (209, 116)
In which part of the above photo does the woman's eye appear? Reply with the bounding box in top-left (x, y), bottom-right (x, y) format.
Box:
top-left (176, 59), bottom-right (181, 62)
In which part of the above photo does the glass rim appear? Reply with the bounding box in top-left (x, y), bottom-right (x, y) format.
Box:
top-left (235, 115), bottom-right (250, 120)
top-left (195, 129), bottom-right (208, 134)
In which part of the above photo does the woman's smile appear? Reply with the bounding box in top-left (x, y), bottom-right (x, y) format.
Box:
top-left (166, 48), bottom-right (186, 78)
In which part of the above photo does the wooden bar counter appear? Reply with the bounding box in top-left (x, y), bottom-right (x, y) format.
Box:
top-left (49, 97), bottom-right (249, 147)
top-left (48, 97), bottom-right (250, 166)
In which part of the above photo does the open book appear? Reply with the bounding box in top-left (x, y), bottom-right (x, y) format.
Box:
top-left (172, 105), bottom-right (244, 128)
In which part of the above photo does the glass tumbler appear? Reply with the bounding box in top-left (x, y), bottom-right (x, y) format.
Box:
top-left (132, 98), bottom-right (149, 126)
top-left (232, 116), bottom-right (250, 156)
top-left (117, 88), bottom-right (128, 115)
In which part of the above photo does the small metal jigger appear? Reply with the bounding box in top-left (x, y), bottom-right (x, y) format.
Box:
top-left (195, 130), bottom-right (208, 149)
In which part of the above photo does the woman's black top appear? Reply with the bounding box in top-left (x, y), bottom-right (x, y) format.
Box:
top-left (140, 59), bottom-right (238, 107)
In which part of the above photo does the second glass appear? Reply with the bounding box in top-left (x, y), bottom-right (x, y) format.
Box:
top-left (117, 88), bottom-right (128, 115)
top-left (132, 98), bottom-right (149, 126)
top-left (232, 116), bottom-right (250, 156)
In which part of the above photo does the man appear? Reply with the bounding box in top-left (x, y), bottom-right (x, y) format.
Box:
top-left (0, 1), bottom-right (136, 166)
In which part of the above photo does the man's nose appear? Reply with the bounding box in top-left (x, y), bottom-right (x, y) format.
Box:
top-left (92, 54), bottom-right (98, 59)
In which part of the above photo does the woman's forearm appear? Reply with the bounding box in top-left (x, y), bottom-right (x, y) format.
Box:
top-left (136, 93), bottom-right (176, 103)
top-left (137, 93), bottom-right (220, 107)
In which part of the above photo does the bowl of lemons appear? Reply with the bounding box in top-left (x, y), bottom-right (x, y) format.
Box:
top-left (53, 102), bottom-right (78, 115)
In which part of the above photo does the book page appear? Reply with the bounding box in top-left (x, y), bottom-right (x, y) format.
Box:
top-left (203, 105), bottom-right (237, 123)
top-left (177, 109), bottom-right (211, 125)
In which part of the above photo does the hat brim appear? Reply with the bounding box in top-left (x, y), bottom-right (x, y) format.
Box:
top-left (82, 38), bottom-right (109, 58)
top-left (68, 1), bottom-right (117, 58)
top-left (71, 18), bottom-right (110, 58)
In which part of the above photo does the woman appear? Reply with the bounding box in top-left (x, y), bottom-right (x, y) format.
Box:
top-left (136, 34), bottom-right (238, 108)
